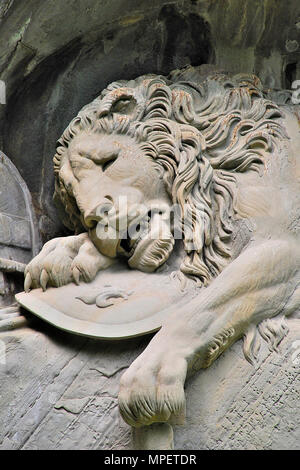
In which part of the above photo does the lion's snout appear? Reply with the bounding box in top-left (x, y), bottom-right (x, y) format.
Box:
top-left (83, 197), bottom-right (114, 229)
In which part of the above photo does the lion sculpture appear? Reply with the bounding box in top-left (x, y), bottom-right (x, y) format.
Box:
top-left (23, 65), bottom-right (300, 427)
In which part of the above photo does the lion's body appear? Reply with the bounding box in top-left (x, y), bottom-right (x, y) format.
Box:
top-left (24, 66), bottom-right (300, 427)
top-left (230, 107), bottom-right (300, 255)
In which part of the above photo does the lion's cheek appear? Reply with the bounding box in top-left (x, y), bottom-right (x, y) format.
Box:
top-left (128, 237), bottom-right (175, 273)
top-left (89, 228), bottom-right (119, 258)
top-left (128, 214), bottom-right (175, 272)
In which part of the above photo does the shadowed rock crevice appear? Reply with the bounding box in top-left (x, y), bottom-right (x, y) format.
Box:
top-left (159, 5), bottom-right (214, 71)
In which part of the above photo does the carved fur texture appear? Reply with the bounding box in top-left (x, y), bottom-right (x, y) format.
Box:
top-left (53, 66), bottom-right (287, 286)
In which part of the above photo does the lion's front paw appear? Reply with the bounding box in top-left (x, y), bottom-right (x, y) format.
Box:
top-left (24, 235), bottom-right (84, 290)
top-left (70, 237), bottom-right (115, 285)
top-left (24, 233), bottom-right (114, 291)
top-left (118, 352), bottom-right (187, 428)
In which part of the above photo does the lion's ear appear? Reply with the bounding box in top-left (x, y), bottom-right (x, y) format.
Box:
top-left (111, 97), bottom-right (137, 116)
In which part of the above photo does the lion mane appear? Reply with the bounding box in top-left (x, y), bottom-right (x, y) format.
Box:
top-left (53, 65), bottom-right (287, 289)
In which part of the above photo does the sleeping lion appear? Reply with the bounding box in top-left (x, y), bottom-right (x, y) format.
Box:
top-left (24, 66), bottom-right (300, 427)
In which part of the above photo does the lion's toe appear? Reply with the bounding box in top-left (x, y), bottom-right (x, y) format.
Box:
top-left (118, 357), bottom-right (186, 427)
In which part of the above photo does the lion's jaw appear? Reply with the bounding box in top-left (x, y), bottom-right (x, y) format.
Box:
top-left (127, 212), bottom-right (175, 272)
top-left (90, 209), bottom-right (175, 273)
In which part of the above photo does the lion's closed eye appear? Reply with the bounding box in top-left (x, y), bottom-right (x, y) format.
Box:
top-left (70, 156), bottom-right (95, 179)
top-left (102, 155), bottom-right (117, 172)
top-left (70, 156), bottom-right (94, 169)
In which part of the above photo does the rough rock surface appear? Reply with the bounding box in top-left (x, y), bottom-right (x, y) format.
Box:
top-left (0, 317), bottom-right (299, 450)
top-left (0, 0), bottom-right (300, 450)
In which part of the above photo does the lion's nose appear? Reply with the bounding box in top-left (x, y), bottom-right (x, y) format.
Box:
top-left (84, 197), bottom-right (114, 228)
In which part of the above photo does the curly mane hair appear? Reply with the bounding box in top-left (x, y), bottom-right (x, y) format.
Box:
top-left (53, 65), bottom-right (288, 287)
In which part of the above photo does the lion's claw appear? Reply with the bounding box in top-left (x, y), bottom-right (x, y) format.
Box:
top-left (40, 269), bottom-right (49, 292)
top-left (24, 272), bottom-right (32, 293)
top-left (72, 266), bottom-right (81, 285)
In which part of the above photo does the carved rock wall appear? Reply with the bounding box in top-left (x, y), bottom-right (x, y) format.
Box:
top-left (0, 319), bottom-right (299, 450)
top-left (0, 1), bottom-right (300, 450)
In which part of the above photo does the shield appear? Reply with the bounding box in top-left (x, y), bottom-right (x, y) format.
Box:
top-left (0, 151), bottom-right (40, 305)
top-left (0, 151), bottom-right (39, 262)
top-left (16, 261), bottom-right (198, 339)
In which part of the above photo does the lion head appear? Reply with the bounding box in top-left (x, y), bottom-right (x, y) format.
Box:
top-left (53, 65), bottom-right (286, 286)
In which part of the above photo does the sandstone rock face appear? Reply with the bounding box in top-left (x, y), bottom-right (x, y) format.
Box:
top-left (0, 1), bottom-right (299, 450)
top-left (0, 0), bottom-right (299, 240)
top-left (0, 318), bottom-right (299, 450)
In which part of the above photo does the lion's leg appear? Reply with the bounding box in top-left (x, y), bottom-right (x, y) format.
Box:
top-left (119, 238), bottom-right (300, 427)
top-left (24, 233), bottom-right (115, 291)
